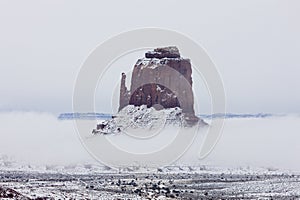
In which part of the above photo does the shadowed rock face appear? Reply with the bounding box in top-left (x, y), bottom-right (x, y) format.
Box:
top-left (119, 46), bottom-right (198, 124)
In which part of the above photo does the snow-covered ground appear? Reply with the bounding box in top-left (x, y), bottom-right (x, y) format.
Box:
top-left (0, 156), bottom-right (300, 199)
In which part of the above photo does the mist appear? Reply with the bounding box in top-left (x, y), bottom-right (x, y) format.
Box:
top-left (0, 112), bottom-right (94, 165)
top-left (192, 116), bottom-right (300, 171)
top-left (0, 112), bottom-right (299, 172)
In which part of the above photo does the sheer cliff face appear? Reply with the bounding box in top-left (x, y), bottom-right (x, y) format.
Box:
top-left (119, 47), bottom-right (198, 122)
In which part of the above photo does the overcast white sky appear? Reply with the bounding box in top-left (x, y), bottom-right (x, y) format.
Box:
top-left (0, 0), bottom-right (299, 114)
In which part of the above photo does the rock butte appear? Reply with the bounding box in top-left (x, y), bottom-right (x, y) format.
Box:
top-left (119, 46), bottom-right (199, 125)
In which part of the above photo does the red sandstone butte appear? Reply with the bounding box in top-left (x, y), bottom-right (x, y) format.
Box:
top-left (119, 46), bottom-right (199, 125)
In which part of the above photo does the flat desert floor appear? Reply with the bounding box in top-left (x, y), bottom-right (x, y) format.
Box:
top-left (0, 166), bottom-right (300, 200)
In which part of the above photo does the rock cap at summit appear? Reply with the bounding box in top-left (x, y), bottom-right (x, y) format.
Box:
top-left (145, 46), bottom-right (180, 59)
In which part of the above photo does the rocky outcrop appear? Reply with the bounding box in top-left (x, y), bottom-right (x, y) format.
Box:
top-left (93, 105), bottom-right (188, 134)
top-left (119, 46), bottom-right (199, 125)
top-left (119, 72), bottom-right (130, 111)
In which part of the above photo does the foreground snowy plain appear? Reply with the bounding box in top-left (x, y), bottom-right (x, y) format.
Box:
top-left (0, 160), bottom-right (300, 199)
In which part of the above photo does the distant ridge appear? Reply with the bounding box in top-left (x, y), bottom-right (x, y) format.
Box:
top-left (58, 112), bottom-right (275, 120)
top-left (199, 113), bottom-right (273, 119)
top-left (57, 113), bottom-right (111, 120)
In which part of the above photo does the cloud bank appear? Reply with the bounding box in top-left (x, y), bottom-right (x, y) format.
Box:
top-left (0, 112), bottom-right (299, 171)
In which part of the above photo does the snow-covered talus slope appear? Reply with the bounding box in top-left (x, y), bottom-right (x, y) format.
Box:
top-left (92, 105), bottom-right (207, 134)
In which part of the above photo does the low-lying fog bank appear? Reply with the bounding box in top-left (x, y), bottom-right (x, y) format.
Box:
top-left (0, 112), bottom-right (299, 172)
